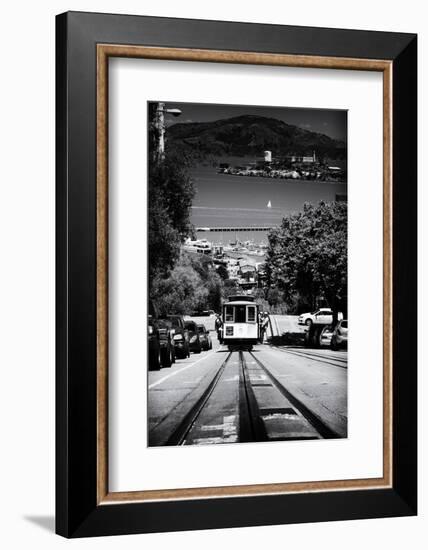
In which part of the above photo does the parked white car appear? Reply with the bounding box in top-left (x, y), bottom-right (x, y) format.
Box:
top-left (298, 308), bottom-right (343, 326)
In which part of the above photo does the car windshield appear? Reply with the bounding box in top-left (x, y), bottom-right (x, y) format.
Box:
top-left (186, 322), bottom-right (196, 331)
top-left (341, 321), bottom-right (348, 329)
top-left (197, 326), bottom-right (205, 334)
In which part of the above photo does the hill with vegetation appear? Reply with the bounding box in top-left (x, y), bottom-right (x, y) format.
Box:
top-left (167, 115), bottom-right (346, 160)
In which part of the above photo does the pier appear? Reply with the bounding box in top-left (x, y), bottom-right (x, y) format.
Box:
top-left (196, 226), bottom-right (274, 232)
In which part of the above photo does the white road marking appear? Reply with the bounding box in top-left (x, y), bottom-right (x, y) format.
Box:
top-left (193, 437), bottom-right (224, 445)
top-left (201, 424), bottom-right (224, 431)
top-left (262, 412), bottom-right (298, 421)
top-left (249, 374), bottom-right (267, 382)
top-left (223, 375), bottom-right (239, 382)
top-left (223, 415), bottom-right (237, 439)
top-left (193, 415), bottom-right (238, 444)
top-left (148, 354), bottom-right (212, 389)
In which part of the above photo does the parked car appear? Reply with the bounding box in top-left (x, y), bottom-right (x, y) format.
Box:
top-left (157, 319), bottom-right (175, 368)
top-left (319, 325), bottom-right (335, 347)
top-left (331, 319), bottom-right (348, 350)
top-left (298, 308), bottom-right (343, 326)
top-left (197, 324), bottom-right (212, 351)
top-left (148, 314), bottom-right (161, 370)
top-left (148, 300), bottom-right (162, 370)
top-left (148, 301), bottom-right (177, 370)
top-left (166, 315), bottom-right (190, 359)
top-left (184, 320), bottom-right (202, 353)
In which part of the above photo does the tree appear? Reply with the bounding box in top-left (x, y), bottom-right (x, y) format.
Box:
top-left (148, 104), bottom-right (195, 285)
top-left (266, 288), bottom-right (281, 308)
top-left (266, 201), bottom-right (347, 324)
top-left (216, 264), bottom-right (229, 280)
top-left (151, 262), bottom-right (208, 316)
top-left (223, 279), bottom-right (240, 300)
top-left (148, 190), bottom-right (181, 282)
top-left (151, 252), bottom-right (227, 316)
top-left (205, 270), bottom-right (223, 313)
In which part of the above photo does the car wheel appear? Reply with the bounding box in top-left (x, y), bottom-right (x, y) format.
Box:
top-left (160, 346), bottom-right (172, 368)
top-left (149, 347), bottom-right (161, 371)
top-left (305, 318), bottom-right (313, 327)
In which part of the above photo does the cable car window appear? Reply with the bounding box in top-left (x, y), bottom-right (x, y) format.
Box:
top-left (247, 306), bottom-right (256, 322)
top-left (225, 306), bottom-right (234, 322)
top-left (235, 305), bottom-right (246, 323)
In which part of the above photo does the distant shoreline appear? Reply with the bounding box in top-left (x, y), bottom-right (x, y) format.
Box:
top-left (191, 163), bottom-right (347, 186)
top-left (218, 171), bottom-right (347, 185)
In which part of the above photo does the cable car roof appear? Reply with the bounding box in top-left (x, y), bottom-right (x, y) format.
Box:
top-left (224, 300), bottom-right (258, 306)
top-left (226, 295), bottom-right (255, 303)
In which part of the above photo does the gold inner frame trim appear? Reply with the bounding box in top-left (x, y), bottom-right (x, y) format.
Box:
top-left (96, 44), bottom-right (393, 504)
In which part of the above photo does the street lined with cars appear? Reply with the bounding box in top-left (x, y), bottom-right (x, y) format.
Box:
top-left (148, 314), bottom-right (347, 445)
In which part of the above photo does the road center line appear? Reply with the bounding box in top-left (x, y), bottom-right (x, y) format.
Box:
top-left (148, 353), bottom-right (214, 389)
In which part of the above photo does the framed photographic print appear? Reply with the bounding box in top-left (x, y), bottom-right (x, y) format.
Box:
top-left (56, 11), bottom-right (417, 538)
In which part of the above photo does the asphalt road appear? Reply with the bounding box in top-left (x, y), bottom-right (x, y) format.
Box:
top-left (148, 319), bottom-right (347, 446)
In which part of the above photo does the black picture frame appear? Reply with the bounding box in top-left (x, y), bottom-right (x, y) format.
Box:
top-left (56, 11), bottom-right (417, 538)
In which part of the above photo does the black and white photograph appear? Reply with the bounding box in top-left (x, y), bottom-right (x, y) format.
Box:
top-left (148, 101), bottom-right (348, 446)
top-left (0, 0), bottom-right (420, 544)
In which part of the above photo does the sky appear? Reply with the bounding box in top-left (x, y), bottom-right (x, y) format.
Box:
top-left (160, 101), bottom-right (347, 142)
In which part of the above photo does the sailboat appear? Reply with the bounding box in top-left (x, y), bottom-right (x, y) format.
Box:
top-left (267, 200), bottom-right (272, 208)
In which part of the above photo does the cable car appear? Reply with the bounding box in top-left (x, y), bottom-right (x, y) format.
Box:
top-left (221, 296), bottom-right (260, 350)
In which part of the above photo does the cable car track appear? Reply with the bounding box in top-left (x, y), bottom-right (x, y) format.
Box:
top-left (165, 351), bottom-right (232, 446)
top-left (291, 348), bottom-right (348, 363)
top-left (164, 348), bottom-right (340, 445)
top-left (247, 351), bottom-right (340, 439)
top-left (274, 347), bottom-right (348, 369)
top-left (238, 351), bottom-right (268, 443)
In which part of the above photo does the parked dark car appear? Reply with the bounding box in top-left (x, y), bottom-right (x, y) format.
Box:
top-left (148, 314), bottom-right (162, 370)
top-left (157, 319), bottom-right (175, 368)
top-left (148, 300), bottom-right (162, 370)
top-left (149, 301), bottom-right (176, 370)
top-left (167, 315), bottom-right (190, 359)
top-left (184, 320), bottom-right (202, 353)
top-left (197, 324), bottom-right (212, 351)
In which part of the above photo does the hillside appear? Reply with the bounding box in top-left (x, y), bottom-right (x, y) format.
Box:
top-left (166, 114), bottom-right (346, 160)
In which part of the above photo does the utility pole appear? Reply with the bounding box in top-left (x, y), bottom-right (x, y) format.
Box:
top-left (154, 102), bottom-right (182, 162)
